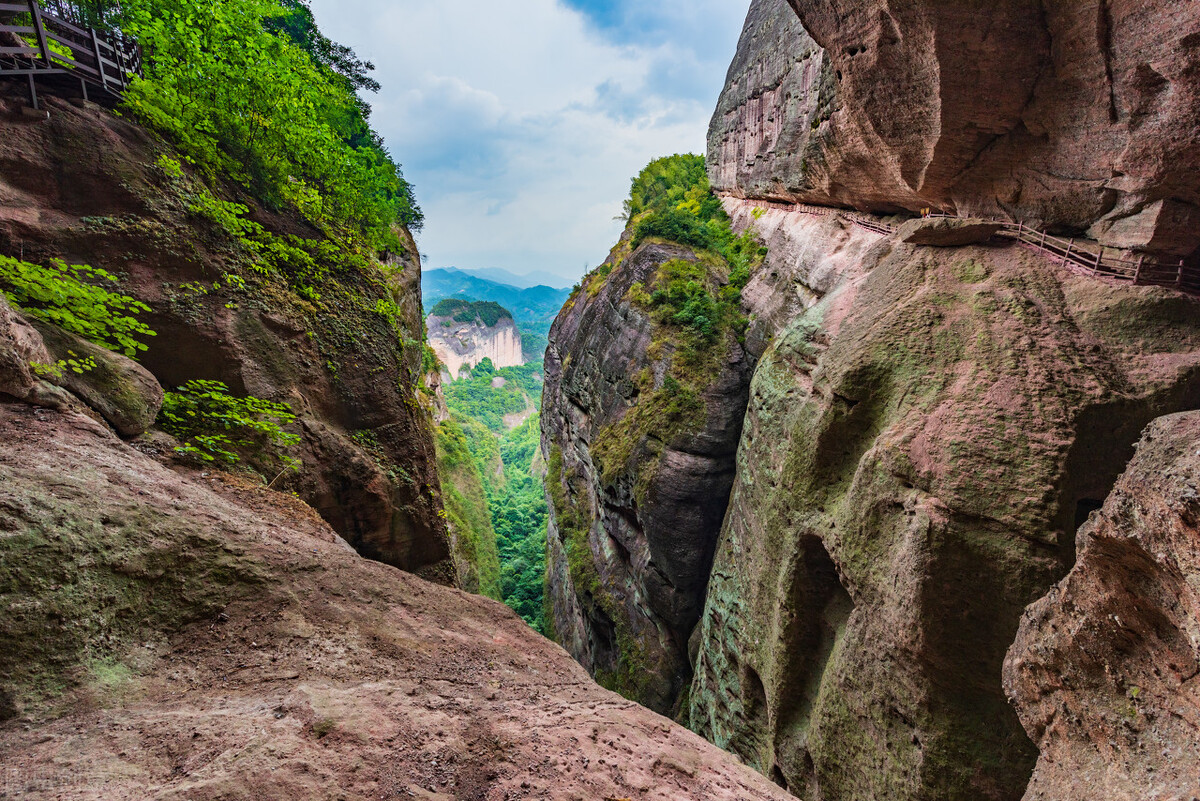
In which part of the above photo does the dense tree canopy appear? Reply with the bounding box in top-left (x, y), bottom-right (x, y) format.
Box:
top-left (429, 299), bottom-right (514, 327)
top-left (440, 359), bottom-right (548, 633)
top-left (120, 0), bottom-right (421, 250)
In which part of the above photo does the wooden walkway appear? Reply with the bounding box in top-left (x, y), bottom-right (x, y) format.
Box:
top-left (738, 197), bottom-right (1198, 295)
top-left (0, 0), bottom-right (141, 109)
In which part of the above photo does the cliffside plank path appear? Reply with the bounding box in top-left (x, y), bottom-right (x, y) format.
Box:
top-left (739, 197), bottom-right (1198, 295)
top-left (0, 0), bottom-right (140, 111)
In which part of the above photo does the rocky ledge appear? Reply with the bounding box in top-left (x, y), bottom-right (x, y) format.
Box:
top-left (0, 400), bottom-right (791, 801)
top-left (710, 0), bottom-right (1200, 257)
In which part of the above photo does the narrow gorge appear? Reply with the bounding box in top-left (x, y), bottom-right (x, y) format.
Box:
top-left (542, 0), bottom-right (1200, 799)
top-left (0, 0), bottom-right (1198, 799)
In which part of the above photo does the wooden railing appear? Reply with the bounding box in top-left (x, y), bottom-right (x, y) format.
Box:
top-left (735, 195), bottom-right (1198, 295)
top-left (924, 213), bottom-right (1197, 294)
top-left (0, 0), bottom-right (140, 108)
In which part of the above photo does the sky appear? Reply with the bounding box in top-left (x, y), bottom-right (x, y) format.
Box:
top-left (306, 0), bottom-right (751, 286)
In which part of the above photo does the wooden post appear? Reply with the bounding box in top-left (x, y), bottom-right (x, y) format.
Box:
top-left (1179, 260), bottom-right (1185, 288)
top-left (1134, 253), bottom-right (1145, 285)
top-left (1040, 229), bottom-right (1047, 248)
top-left (1095, 247), bottom-right (1103, 274)
top-left (29, 0), bottom-right (50, 67)
top-left (90, 26), bottom-right (107, 91)
top-left (27, 73), bottom-right (38, 110)
top-left (114, 34), bottom-right (127, 90)
top-left (1065, 239), bottom-right (1074, 262)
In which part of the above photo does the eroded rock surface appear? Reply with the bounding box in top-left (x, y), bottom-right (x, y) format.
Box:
top-left (686, 224), bottom-right (1200, 800)
top-left (712, 0), bottom-right (1200, 256)
top-left (0, 292), bottom-right (61, 406)
top-left (0, 91), bottom-right (451, 579)
top-left (31, 317), bottom-right (164, 437)
top-left (0, 401), bottom-right (792, 801)
top-left (1005, 411), bottom-right (1200, 801)
top-left (897, 217), bottom-right (1005, 247)
top-left (542, 240), bottom-right (755, 713)
top-left (428, 312), bottom-right (524, 379)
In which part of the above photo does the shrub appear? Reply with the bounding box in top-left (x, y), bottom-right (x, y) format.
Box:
top-left (158, 380), bottom-right (300, 468)
top-left (0, 255), bottom-right (156, 357)
top-left (624, 153), bottom-right (765, 283)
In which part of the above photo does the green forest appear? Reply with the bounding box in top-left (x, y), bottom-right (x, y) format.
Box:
top-left (429, 298), bottom-right (514, 327)
top-left (437, 355), bottom-right (548, 631)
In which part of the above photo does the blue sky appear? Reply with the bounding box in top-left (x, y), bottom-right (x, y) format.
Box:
top-left (306, 0), bottom-right (751, 285)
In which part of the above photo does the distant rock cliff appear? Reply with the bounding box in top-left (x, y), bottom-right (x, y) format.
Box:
top-left (427, 299), bottom-right (524, 378)
top-left (711, 0), bottom-right (1200, 258)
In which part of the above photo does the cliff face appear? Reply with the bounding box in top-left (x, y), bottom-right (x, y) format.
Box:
top-left (657, 4), bottom-right (1200, 795)
top-left (541, 239), bottom-right (754, 713)
top-left (686, 210), bottom-right (1200, 799)
top-left (428, 313), bottom-right (524, 378)
top-left (1004, 410), bottom-right (1200, 801)
top-left (538, 2), bottom-right (1200, 794)
top-left (712, 0), bottom-right (1200, 257)
top-left (0, 91), bottom-right (452, 579)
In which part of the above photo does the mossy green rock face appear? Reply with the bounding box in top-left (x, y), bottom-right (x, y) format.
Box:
top-left (435, 417), bottom-right (502, 600)
top-left (31, 319), bottom-right (164, 437)
top-left (687, 235), bottom-right (1200, 800)
top-left (541, 240), bottom-right (755, 713)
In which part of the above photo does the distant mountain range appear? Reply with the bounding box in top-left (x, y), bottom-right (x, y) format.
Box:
top-left (422, 269), bottom-right (573, 361)
top-left (436, 266), bottom-right (572, 290)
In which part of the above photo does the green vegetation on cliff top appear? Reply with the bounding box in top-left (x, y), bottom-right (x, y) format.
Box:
top-left (589, 155), bottom-right (765, 495)
top-left (121, 0), bottom-right (420, 251)
top-left (429, 299), bottom-right (514, 328)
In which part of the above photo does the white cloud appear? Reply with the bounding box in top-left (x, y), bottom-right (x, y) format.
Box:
top-left (307, 0), bottom-right (750, 283)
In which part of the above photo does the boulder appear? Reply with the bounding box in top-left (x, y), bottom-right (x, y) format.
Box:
top-left (898, 217), bottom-right (1004, 246)
top-left (31, 319), bottom-right (164, 438)
top-left (0, 294), bottom-right (71, 409)
top-left (1005, 411), bottom-right (1200, 801)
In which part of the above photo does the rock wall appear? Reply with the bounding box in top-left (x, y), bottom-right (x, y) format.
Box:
top-left (0, 91), bottom-right (452, 580)
top-left (428, 314), bottom-right (524, 378)
top-left (1005, 411), bottom-right (1200, 801)
top-left (541, 237), bottom-right (757, 713)
top-left (711, 0), bottom-right (1200, 257)
top-left (685, 215), bottom-right (1200, 798)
